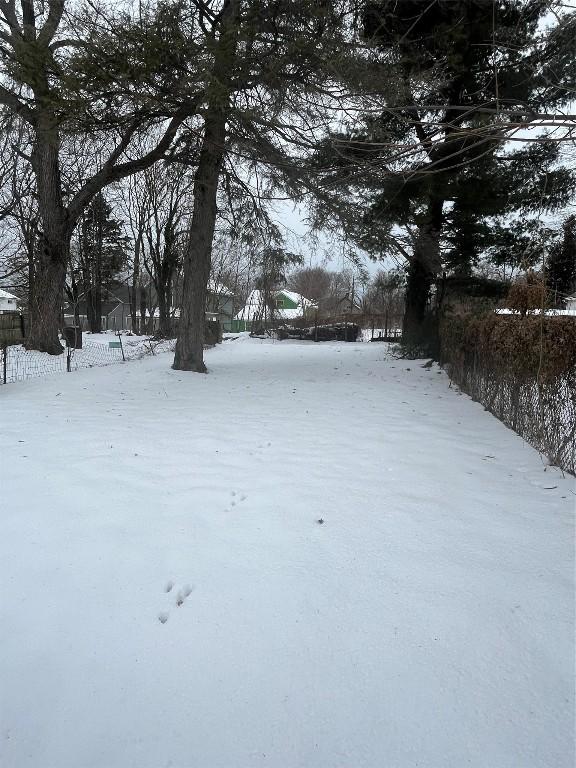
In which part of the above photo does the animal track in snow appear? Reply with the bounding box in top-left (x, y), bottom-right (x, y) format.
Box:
top-left (157, 581), bottom-right (194, 623)
top-left (225, 490), bottom-right (247, 512)
top-left (176, 584), bottom-right (194, 607)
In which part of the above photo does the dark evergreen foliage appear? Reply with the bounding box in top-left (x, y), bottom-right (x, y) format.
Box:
top-left (547, 216), bottom-right (576, 306)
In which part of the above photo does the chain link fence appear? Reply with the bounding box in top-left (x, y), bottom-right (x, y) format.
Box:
top-left (1, 336), bottom-right (176, 385)
top-left (440, 313), bottom-right (576, 475)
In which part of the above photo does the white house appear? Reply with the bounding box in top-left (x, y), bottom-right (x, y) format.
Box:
top-left (566, 295), bottom-right (576, 312)
top-left (0, 288), bottom-right (19, 314)
top-left (233, 289), bottom-right (317, 331)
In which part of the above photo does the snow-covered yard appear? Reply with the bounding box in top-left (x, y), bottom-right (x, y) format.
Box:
top-left (0, 337), bottom-right (574, 768)
top-left (1, 333), bottom-right (175, 385)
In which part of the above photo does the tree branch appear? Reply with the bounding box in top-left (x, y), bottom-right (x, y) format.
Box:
top-left (38, 0), bottom-right (65, 47)
top-left (0, 84), bottom-right (34, 122)
top-left (67, 99), bottom-right (203, 229)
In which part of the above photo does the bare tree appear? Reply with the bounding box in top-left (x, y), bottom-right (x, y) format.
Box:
top-left (288, 267), bottom-right (332, 304)
top-left (0, 0), bottom-right (203, 352)
top-left (138, 162), bottom-right (193, 337)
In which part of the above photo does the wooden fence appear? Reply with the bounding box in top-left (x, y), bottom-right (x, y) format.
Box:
top-left (0, 312), bottom-right (26, 346)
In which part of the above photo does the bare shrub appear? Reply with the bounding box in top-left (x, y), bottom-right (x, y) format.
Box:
top-left (504, 273), bottom-right (549, 316)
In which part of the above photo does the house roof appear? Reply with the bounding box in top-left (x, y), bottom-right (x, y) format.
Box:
top-left (234, 289), bottom-right (317, 321)
top-left (278, 289), bottom-right (303, 304)
top-left (278, 290), bottom-right (317, 312)
top-left (208, 280), bottom-right (234, 297)
top-left (234, 290), bottom-right (263, 321)
top-left (0, 288), bottom-right (18, 300)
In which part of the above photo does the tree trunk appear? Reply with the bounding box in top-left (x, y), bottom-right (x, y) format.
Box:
top-left (25, 233), bottom-right (68, 354)
top-left (139, 286), bottom-right (147, 334)
top-left (130, 232), bottom-right (142, 332)
top-left (172, 133), bottom-right (225, 371)
top-left (26, 122), bottom-right (69, 354)
top-left (402, 198), bottom-right (444, 345)
top-left (173, 0), bottom-right (240, 372)
top-left (68, 271), bottom-right (81, 328)
top-left (92, 253), bottom-right (103, 334)
top-left (86, 286), bottom-right (102, 333)
top-left (156, 284), bottom-right (172, 338)
top-left (403, 259), bottom-right (434, 343)
top-left (27, 238), bottom-right (35, 326)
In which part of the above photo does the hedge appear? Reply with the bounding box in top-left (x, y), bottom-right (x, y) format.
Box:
top-left (440, 313), bottom-right (576, 475)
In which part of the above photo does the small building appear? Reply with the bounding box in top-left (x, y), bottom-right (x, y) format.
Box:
top-left (206, 281), bottom-right (235, 326)
top-left (0, 288), bottom-right (19, 314)
top-left (566, 295), bottom-right (576, 312)
top-left (232, 289), bottom-right (317, 332)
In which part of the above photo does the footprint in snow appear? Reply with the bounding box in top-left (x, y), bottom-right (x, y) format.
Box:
top-left (226, 490), bottom-right (247, 511)
top-left (176, 584), bottom-right (194, 607)
top-left (158, 581), bottom-right (194, 623)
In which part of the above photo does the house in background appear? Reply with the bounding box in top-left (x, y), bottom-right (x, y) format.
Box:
top-left (64, 281), bottom-right (133, 331)
top-left (232, 289), bottom-right (317, 332)
top-left (64, 278), bottom-right (235, 333)
top-left (566, 295), bottom-right (576, 312)
top-left (205, 281), bottom-right (235, 326)
top-left (0, 288), bottom-right (19, 314)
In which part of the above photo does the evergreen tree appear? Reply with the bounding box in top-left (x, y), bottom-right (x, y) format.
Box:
top-left (252, 247), bottom-right (303, 333)
top-left (310, 1), bottom-right (573, 345)
top-left (547, 216), bottom-right (576, 306)
top-left (361, 0), bottom-right (560, 343)
top-left (443, 142), bottom-right (573, 275)
top-left (76, 193), bottom-right (128, 333)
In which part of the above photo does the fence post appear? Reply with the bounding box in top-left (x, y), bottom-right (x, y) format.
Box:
top-left (66, 346), bottom-right (71, 372)
top-left (2, 342), bottom-right (7, 384)
top-left (117, 331), bottom-right (126, 361)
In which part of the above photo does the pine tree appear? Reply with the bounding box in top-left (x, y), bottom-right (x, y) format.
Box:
top-left (547, 216), bottom-right (576, 307)
top-left (360, 0), bottom-right (562, 343)
top-left (444, 142), bottom-right (573, 275)
top-left (77, 193), bottom-right (128, 334)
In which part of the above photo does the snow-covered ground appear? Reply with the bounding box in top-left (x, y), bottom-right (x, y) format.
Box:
top-left (2, 333), bottom-right (174, 384)
top-left (0, 337), bottom-right (574, 768)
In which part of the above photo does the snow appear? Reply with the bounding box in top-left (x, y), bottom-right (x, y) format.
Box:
top-left (497, 307), bottom-right (576, 317)
top-left (0, 338), bottom-right (574, 768)
top-left (1, 334), bottom-right (175, 384)
top-left (207, 279), bottom-right (234, 296)
top-left (0, 288), bottom-right (18, 300)
top-left (278, 289), bottom-right (313, 307)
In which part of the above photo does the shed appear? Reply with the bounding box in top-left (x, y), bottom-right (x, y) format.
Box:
top-left (0, 289), bottom-right (19, 314)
